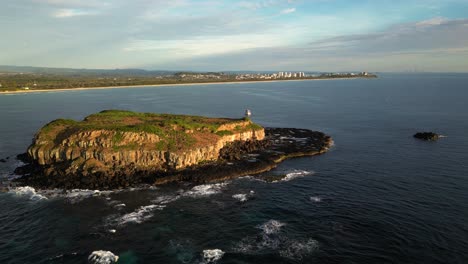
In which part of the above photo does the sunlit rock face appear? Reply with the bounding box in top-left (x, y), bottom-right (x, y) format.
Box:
top-left (26, 110), bottom-right (265, 174)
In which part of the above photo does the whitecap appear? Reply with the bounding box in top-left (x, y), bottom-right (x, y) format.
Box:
top-left (272, 170), bottom-right (314, 183)
top-left (258, 219), bottom-right (286, 235)
top-left (233, 220), bottom-right (318, 259)
top-left (64, 189), bottom-right (103, 204)
top-left (88, 250), bottom-right (119, 264)
top-left (9, 186), bottom-right (47, 201)
top-left (201, 249), bottom-right (225, 263)
top-left (233, 220), bottom-right (286, 254)
top-left (116, 204), bottom-right (165, 225)
top-left (232, 194), bottom-right (248, 202)
top-left (151, 194), bottom-right (180, 205)
top-left (310, 196), bottom-right (322, 202)
top-left (232, 190), bottom-right (255, 202)
top-left (183, 183), bottom-right (228, 198)
top-left (279, 239), bottom-right (319, 260)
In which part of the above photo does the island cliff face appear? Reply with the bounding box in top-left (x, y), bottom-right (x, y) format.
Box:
top-left (15, 110), bottom-right (332, 189)
top-left (26, 110), bottom-right (264, 176)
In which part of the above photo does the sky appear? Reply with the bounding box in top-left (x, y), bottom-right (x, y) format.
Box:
top-left (1, 0), bottom-right (468, 72)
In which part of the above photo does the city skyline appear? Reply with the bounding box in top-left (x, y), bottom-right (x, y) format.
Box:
top-left (1, 0), bottom-right (468, 72)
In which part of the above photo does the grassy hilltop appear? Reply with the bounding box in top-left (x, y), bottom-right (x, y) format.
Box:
top-left (36, 110), bottom-right (263, 152)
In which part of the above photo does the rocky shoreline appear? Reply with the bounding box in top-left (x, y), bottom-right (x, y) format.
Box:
top-left (14, 128), bottom-right (332, 190)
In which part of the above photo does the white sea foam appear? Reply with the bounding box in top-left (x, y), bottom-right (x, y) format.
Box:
top-left (152, 194), bottom-right (180, 204)
top-left (233, 220), bottom-right (286, 254)
top-left (108, 186), bottom-right (222, 226)
top-left (310, 196), bottom-right (322, 202)
top-left (279, 239), bottom-right (319, 260)
top-left (232, 194), bottom-right (248, 202)
top-left (258, 219), bottom-right (286, 235)
top-left (232, 190), bottom-right (255, 202)
top-left (233, 220), bottom-right (318, 259)
top-left (273, 170), bottom-right (314, 183)
top-left (88, 250), bottom-right (119, 264)
top-left (201, 249), bottom-right (225, 263)
top-left (64, 189), bottom-right (105, 204)
top-left (9, 186), bottom-right (47, 201)
top-left (183, 183), bottom-right (228, 198)
top-left (105, 183), bottom-right (229, 227)
top-left (116, 204), bottom-right (165, 225)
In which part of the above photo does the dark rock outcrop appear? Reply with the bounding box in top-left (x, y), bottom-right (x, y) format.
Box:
top-left (414, 132), bottom-right (440, 141)
top-left (14, 128), bottom-right (332, 190)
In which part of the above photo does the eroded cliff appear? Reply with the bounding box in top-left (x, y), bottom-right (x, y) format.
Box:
top-left (26, 110), bottom-right (264, 175)
top-left (15, 111), bottom-right (333, 189)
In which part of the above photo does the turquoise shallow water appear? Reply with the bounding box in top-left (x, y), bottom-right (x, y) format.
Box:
top-left (0, 73), bottom-right (468, 263)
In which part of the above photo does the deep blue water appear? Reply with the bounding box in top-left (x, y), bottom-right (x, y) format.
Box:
top-left (0, 74), bottom-right (467, 263)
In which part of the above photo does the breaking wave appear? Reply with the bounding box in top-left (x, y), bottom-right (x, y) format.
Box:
top-left (105, 182), bottom-right (229, 227)
top-left (310, 196), bottom-right (322, 202)
top-left (272, 170), bottom-right (314, 183)
top-left (113, 204), bottom-right (165, 226)
top-left (232, 190), bottom-right (255, 202)
top-left (258, 220), bottom-right (286, 235)
top-left (233, 219), bottom-right (319, 260)
top-left (64, 189), bottom-right (111, 204)
top-left (152, 194), bottom-right (181, 204)
top-left (8, 186), bottom-right (47, 201)
top-left (201, 249), bottom-right (225, 263)
top-left (88, 250), bottom-right (119, 264)
top-left (279, 239), bottom-right (319, 260)
top-left (183, 183), bottom-right (228, 198)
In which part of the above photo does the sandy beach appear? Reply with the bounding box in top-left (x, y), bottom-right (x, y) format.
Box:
top-left (0, 77), bottom-right (364, 95)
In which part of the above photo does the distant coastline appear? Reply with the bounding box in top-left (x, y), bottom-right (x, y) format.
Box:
top-left (0, 76), bottom-right (376, 95)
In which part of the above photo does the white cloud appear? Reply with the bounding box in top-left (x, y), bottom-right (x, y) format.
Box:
top-left (53, 8), bottom-right (95, 18)
top-left (123, 34), bottom-right (280, 57)
top-left (34, 0), bottom-right (109, 8)
top-left (151, 17), bottom-right (468, 72)
top-left (415, 17), bottom-right (446, 27)
top-left (281, 7), bottom-right (296, 14)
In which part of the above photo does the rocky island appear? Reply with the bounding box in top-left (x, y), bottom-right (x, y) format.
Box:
top-left (15, 110), bottom-right (333, 189)
top-left (414, 132), bottom-right (440, 141)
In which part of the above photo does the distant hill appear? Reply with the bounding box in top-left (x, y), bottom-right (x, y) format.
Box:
top-left (0, 65), bottom-right (175, 76)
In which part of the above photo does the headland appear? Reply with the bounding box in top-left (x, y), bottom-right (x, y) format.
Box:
top-left (14, 110), bottom-right (333, 189)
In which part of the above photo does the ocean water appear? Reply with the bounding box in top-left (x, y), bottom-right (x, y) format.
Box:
top-left (0, 73), bottom-right (468, 263)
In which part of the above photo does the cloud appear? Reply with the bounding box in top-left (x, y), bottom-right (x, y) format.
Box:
top-left (307, 17), bottom-right (468, 54)
top-left (281, 7), bottom-right (296, 14)
top-left (238, 0), bottom-right (295, 10)
top-left (53, 8), bottom-right (95, 18)
top-left (149, 17), bottom-right (468, 72)
top-left (34, 0), bottom-right (109, 8)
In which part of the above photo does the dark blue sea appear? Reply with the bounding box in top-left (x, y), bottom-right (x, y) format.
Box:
top-left (0, 74), bottom-right (467, 263)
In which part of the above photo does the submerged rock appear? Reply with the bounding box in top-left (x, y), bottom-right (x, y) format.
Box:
top-left (14, 110), bottom-right (333, 189)
top-left (414, 132), bottom-right (440, 141)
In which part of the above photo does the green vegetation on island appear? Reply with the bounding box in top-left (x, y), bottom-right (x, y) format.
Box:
top-left (36, 110), bottom-right (262, 152)
top-left (16, 110), bottom-right (333, 190)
